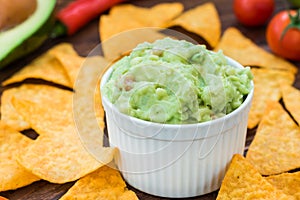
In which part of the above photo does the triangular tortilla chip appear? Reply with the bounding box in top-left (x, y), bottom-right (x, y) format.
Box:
top-left (73, 56), bottom-right (110, 146)
top-left (95, 81), bottom-right (105, 131)
top-left (265, 171), bottom-right (300, 199)
top-left (102, 28), bottom-right (169, 62)
top-left (1, 84), bottom-right (75, 131)
top-left (168, 2), bottom-right (221, 48)
top-left (107, 3), bottom-right (183, 27)
top-left (214, 28), bottom-right (298, 74)
top-left (47, 42), bottom-right (78, 56)
top-left (247, 68), bottom-right (295, 129)
top-left (1, 43), bottom-right (77, 87)
top-left (12, 94), bottom-right (115, 183)
top-left (52, 52), bottom-right (85, 87)
top-left (0, 122), bottom-right (40, 191)
top-left (99, 3), bottom-right (183, 41)
top-left (85, 57), bottom-right (110, 131)
top-left (246, 101), bottom-right (300, 175)
top-left (281, 84), bottom-right (300, 125)
top-left (1, 87), bottom-right (30, 131)
top-left (217, 154), bottom-right (295, 200)
top-left (60, 165), bottom-right (138, 200)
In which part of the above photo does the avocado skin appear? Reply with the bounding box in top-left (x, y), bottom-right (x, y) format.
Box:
top-left (0, 12), bottom-right (55, 70)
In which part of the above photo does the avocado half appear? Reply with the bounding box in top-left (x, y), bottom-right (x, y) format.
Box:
top-left (0, 0), bottom-right (56, 69)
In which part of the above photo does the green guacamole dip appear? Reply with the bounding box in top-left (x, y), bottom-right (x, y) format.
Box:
top-left (102, 38), bottom-right (253, 124)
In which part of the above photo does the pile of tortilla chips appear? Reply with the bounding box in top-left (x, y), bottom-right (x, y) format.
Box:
top-left (218, 95), bottom-right (300, 197)
top-left (0, 0), bottom-right (300, 199)
top-left (215, 27), bottom-right (300, 199)
top-left (99, 2), bottom-right (221, 61)
top-left (217, 154), bottom-right (298, 199)
top-left (0, 44), bottom-right (137, 199)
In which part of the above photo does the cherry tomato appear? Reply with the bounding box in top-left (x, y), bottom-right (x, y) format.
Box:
top-left (233, 0), bottom-right (275, 26)
top-left (266, 10), bottom-right (300, 61)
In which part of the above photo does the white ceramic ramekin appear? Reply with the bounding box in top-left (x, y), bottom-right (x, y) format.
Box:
top-left (100, 57), bottom-right (253, 198)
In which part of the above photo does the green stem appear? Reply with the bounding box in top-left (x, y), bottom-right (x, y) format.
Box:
top-left (50, 21), bottom-right (67, 38)
top-left (281, 8), bottom-right (300, 40)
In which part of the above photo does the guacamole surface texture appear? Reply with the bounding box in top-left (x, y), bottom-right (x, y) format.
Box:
top-left (102, 38), bottom-right (253, 124)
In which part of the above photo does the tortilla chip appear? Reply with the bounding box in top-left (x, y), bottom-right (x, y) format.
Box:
top-left (12, 94), bottom-right (115, 183)
top-left (265, 171), bottom-right (300, 199)
top-left (247, 68), bottom-right (295, 129)
top-left (1, 84), bottom-right (75, 131)
top-left (0, 121), bottom-right (40, 191)
top-left (52, 52), bottom-right (85, 87)
top-left (95, 80), bottom-right (105, 131)
top-left (246, 101), bottom-right (300, 175)
top-left (99, 3), bottom-right (183, 41)
top-left (214, 28), bottom-right (298, 74)
top-left (73, 56), bottom-right (110, 157)
top-left (1, 87), bottom-right (30, 131)
top-left (217, 154), bottom-right (295, 199)
top-left (281, 84), bottom-right (300, 125)
top-left (102, 28), bottom-right (169, 62)
top-left (100, 14), bottom-right (140, 42)
top-left (73, 56), bottom-right (109, 133)
top-left (115, 3), bottom-right (184, 27)
top-left (60, 165), bottom-right (138, 200)
top-left (168, 2), bottom-right (221, 48)
top-left (2, 43), bottom-right (77, 87)
top-left (47, 43), bottom-right (78, 56)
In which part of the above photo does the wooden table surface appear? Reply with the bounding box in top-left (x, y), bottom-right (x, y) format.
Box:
top-left (0, 0), bottom-right (299, 199)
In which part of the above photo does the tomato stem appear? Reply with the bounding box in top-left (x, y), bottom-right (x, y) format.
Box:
top-left (280, 8), bottom-right (300, 40)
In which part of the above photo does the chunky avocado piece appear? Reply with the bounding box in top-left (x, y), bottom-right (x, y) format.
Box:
top-left (0, 0), bottom-right (56, 69)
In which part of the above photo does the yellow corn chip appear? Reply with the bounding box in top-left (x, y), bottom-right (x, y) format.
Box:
top-left (214, 28), bottom-right (298, 74)
top-left (102, 28), bottom-right (169, 62)
top-left (52, 52), bottom-right (85, 87)
top-left (110, 3), bottom-right (183, 27)
top-left (217, 154), bottom-right (295, 200)
top-left (95, 81), bottom-right (105, 131)
top-left (0, 121), bottom-right (40, 191)
top-left (12, 95), bottom-right (115, 183)
top-left (47, 43), bottom-right (78, 56)
top-left (248, 68), bottom-right (295, 129)
top-left (281, 84), bottom-right (300, 125)
top-left (246, 101), bottom-right (300, 175)
top-left (73, 56), bottom-right (110, 157)
top-left (99, 3), bottom-right (183, 41)
top-left (1, 87), bottom-right (30, 131)
top-left (73, 56), bottom-right (109, 132)
top-left (60, 165), bottom-right (138, 200)
top-left (168, 2), bottom-right (221, 48)
top-left (265, 171), bottom-right (300, 199)
top-left (2, 43), bottom-right (77, 87)
top-left (100, 14), bottom-right (141, 42)
top-left (1, 84), bottom-right (75, 131)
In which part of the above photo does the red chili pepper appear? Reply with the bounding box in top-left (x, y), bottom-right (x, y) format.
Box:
top-left (56, 0), bottom-right (125, 35)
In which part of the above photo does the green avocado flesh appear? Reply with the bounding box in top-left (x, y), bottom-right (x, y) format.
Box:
top-left (102, 38), bottom-right (253, 124)
top-left (0, 0), bottom-right (56, 69)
